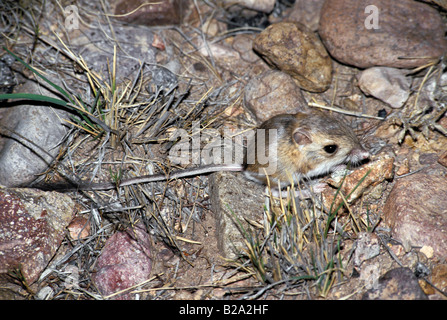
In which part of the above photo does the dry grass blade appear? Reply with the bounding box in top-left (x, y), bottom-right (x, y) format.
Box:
top-left (308, 101), bottom-right (385, 120)
top-left (232, 168), bottom-right (375, 298)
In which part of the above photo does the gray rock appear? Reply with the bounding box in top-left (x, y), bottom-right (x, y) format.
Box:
top-left (0, 55), bottom-right (16, 94)
top-left (0, 80), bottom-right (69, 187)
top-left (0, 22), bottom-right (161, 188)
top-left (354, 232), bottom-right (381, 267)
top-left (362, 267), bottom-right (428, 300)
top-left (244, 70), bottom-right (308, 122)
top-left (209, 171), bottom-right (265, 259)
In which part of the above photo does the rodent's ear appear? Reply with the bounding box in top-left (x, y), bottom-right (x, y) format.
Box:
top-left (293, 129), bottom-right (312, 145)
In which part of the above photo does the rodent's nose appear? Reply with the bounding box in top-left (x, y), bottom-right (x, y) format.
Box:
top-left (349, 148), bottom-right (370, 163)
top-left (358, 149), bottom-right (370, 160)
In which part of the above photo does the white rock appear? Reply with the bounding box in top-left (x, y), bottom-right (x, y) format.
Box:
top-left (222, 0), bottom-right (275, 13)
top-left (358, 67), bottom-right (411, 109)
top-left (420, 245), bottom-right (434, 259)
top-left (354, 232), bottom-right (381, 267)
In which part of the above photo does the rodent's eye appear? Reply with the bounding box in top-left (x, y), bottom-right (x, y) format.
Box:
top-left (324, 144), bottom-right (338, 154)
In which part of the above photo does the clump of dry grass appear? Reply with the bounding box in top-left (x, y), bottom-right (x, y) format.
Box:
top-left (231, 171), bottom-right (377, 299)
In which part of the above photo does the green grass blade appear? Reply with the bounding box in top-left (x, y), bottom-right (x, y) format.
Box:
top-left (3, 47), bottom-right (73, 103)
top-left (0, 93), bottom-right (68, 107)
top-left (324, 169), bottom-right (372, 238)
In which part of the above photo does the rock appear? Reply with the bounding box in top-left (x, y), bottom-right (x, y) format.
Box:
top-left (357, 67), bottom-right (411, 109)
top-left (424, 0), bottom-right (447, 10)
top-left (285, 0), bottom-right (325, 31)
top-left (419, 153), bottom-right (438, 166)
top-left (420, 246), bottom-right (434, 259)
top-left (322, 154), bottom-right (394, 211)
top-left (35, 286), bottom-right (55, 300)
top-left (92, 225), bottom-right (152, 299)
top-left (0, 80), bottom-right (69, 187)
top-left (354, 232), bottom-right (381, 267)
top-left (383, 173), bottom-right (447, 258)
top-left (222, 0), bottom-right (276, 13)
top-left (0, 186), bottom-right (75, 284)
top-left (428, 264), bottom-right (447, 297)
top-left (395, 159), bottom-right (410, 177)
top-left (422, 72), bottom-right (447, 103)
top-left (253, 22), bottom-right (332, 92)
top-left (244, 70), bottom-right (308, 122)
top-left (150, 66), bottom-right (178, 92)
top-left (319, 0), bottom-right (447, 69)
top-left (0, 55), bottom-right (15, 94)
top-left (209, 172), bottom-right (264, 259)
top-left (438, 150), bottom-right (447, 167)
top-left (198, 39), bottom-right (240, 62)
top-left (67, 216), bottom-right (91, 241)
top-left (232, 34), bottom-right (262, 64)
top-left (359, 264), bottom-right (381, 290)
top-left (115, 0), bottom-right (182, 26)
top-left (362, 267), bottom-right (428, 300)
top-left (151, 34), bottom-right (166, 50)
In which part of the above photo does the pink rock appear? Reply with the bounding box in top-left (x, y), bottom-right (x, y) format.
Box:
top-left (115, 0), bottom-right (182, 26)
top-left (0, 187), bottom-right (75, 283)
top-left (383, 173), bottom-right (447, 259)
top-left (319, 0), bottom-right (447, 68)
top-left (93, 225), bottom-right (152, 299)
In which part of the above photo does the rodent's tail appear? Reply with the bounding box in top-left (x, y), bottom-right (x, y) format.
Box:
top-left (31, 180), bottom-right (115, 192)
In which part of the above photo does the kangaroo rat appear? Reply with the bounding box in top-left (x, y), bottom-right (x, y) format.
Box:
top-left (243, 111), bottom-right (370, 187)
top-left (38, 111), bottom-right (369, 191)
